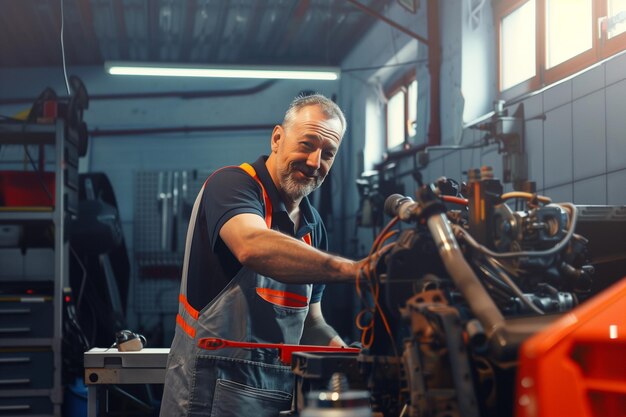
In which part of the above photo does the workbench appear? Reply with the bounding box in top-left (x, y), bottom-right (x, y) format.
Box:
top-left (84, 348), bottom-right (169, 417)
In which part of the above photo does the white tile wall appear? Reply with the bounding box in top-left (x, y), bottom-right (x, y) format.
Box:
top-left (573, 176), bottom-right (607, 205)
top-left (572, 90), bottom-right (606, 180)
top-left (525, 119), bottom-right (544, 190)
top-left (457, 50), bottom-right (626, 205)
top-left (607, 169), bottom-right (626, 205)
top-left (522, 93), bottom-right (544, 119)
top-left (573, 64), bottom-right (605, 99)
top-left (543, 183), bottom-right (573, 202)
top-left (605, 51), bottom-right (626, 86)
top-left (543, 80), bottom-right (572, 112)
top-left (605, 79), bottom-right (626, 172)
top-left (543, 104), bottom-right (573, 187)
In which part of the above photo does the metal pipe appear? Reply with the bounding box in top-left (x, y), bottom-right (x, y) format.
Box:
top-left (0, 80), bottom-right (276, 105)
top-left (426, 213), bottom-right (506, 337)
top-left (345, 0), bottom-right (429, 45)
top-left (89, 124), bottom-right (275, 137)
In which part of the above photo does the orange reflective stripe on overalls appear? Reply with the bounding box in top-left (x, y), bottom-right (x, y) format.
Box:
top-left (175, 163), bottom-right (311, 338)
top-left (176, 292), bottom-right (199, 338)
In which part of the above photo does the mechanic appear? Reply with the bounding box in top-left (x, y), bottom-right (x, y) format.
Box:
top-left (160, 94), bottom-right (363, 417)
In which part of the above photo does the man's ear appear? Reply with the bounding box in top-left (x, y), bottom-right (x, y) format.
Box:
top-left (270, 125), bottom-right (283, 153)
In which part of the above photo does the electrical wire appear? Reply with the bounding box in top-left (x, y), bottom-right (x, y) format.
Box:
top-left (60, 0), bottom-right (71, 96)
top-left (355, 216), bottom-right (400, 355)
top-left (453, 202), bottom-right (578, 259)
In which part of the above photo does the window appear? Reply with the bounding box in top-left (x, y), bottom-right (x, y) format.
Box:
top-left (385, 72), bottom-right (418, 150)
top-left (496, 0), bottom-right (626, 98)
top-left (545, 0), bottom-right (592, 69)
top-left (500, 0), bottom-right (536, 91)
top-left (387, 91), bottom-right (405, 149)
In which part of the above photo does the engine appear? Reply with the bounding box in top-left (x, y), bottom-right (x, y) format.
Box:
top-left (292, 172), bottom-right (625, 417)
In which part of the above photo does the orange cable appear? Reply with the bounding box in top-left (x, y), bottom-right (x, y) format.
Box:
top-left (355, 216), bottom-right (400, 351)
top-left (441, 195), bottom-right (469, 206)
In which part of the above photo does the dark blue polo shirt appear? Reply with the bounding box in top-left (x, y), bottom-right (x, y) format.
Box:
top-left (185, 156), bottom-right (327, 311)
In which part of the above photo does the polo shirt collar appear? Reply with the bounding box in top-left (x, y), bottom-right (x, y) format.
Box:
top-left (251, 156), bottom-right (318, 236)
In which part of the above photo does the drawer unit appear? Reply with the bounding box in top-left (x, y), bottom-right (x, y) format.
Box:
top-left (0, 349), bottom-right (53, 390)
top-left (0, 115), bottom-right (82, 417)
top-left (0, 298), bottom-right (53, 339)
top-left (0, 396), bottom-right (53, 415)
top-left (0, 249), bottom-right (54, 282)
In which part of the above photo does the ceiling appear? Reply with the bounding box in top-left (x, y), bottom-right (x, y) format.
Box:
top-left (0, 0), bottom-right (394, 69)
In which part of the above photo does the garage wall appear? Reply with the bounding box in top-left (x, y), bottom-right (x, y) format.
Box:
top-left (338, 0), bottom-right (626, 263)
top-left (0, 66), bottom-right (342, 343)
top-left (3, 0), bottom-right (625, 345)
top-left (416, 40), bottom-right (626, 208)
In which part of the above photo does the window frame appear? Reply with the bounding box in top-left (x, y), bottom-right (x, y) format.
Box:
top-left (384, 70), bottom-right (417, 151)
top-left (495, 0), bottom-right (626, 100)
top-left (599, 1), bottom-right (626, 58)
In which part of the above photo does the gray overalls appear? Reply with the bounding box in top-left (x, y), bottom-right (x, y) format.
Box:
top-left (160, 163), bottom-right (312, 417)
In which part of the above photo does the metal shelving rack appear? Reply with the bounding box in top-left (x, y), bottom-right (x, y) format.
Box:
top-left (0, 118), bottom-right (79, 417)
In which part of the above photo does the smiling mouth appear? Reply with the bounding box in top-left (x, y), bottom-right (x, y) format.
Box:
top-left (294, 168), bottom-right (318, 179)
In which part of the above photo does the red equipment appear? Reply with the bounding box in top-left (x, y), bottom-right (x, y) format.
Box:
top-left (515, 277), bottom-right (626, 417)
top-left (197, 337), bottom-right (360, 365)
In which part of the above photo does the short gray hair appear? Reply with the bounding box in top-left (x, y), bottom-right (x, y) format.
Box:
top-left (282, 93), bottom-right (347, 136)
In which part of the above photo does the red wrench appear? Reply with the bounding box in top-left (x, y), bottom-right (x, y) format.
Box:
top-left (198, 337), bottom-right (360, 365)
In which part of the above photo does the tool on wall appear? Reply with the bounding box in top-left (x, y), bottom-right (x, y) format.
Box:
top-left (157, 171), bottom-right (171, 251)
top-left (156, 170), bottom-right (191, 253)
top-left (181, 170), bottom-right (192, 220)
top-left (171, 171), bottom-right (179, 252)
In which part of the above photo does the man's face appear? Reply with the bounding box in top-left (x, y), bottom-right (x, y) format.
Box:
top-left (272, 105), bottom-right (343, 202)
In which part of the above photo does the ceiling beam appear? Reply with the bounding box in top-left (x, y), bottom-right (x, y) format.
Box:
top-left (148, 0), bottom-right (160, 60)
top-left (242, 0), bottom-right (268, 61)
top-left (112, 0), bottom-right (129, 60)
top-left (179, 0), bottom-right (198, 62)
top-left (345, 0), bottom-right (428, 45)
top-left (208, 1), bottom-right (229, 62)
top-left (274, 0), bottom-right (310, 57)
top-left (262, 1), bottom-right (299, 64)
top-left (74, 0), bottom-right (104, 63)
top-left (0, 3), bottom-right (35, 66)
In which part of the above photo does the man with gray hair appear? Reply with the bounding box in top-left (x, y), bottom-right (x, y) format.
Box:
top-left (160, 93), bottom-right (362, 417)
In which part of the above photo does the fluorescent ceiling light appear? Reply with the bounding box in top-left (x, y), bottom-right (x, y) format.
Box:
top-left (105, 62), bottom-right (340, 81)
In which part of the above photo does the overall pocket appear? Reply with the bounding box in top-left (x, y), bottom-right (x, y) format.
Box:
top-left (210, 378), bottom-right (292, 417)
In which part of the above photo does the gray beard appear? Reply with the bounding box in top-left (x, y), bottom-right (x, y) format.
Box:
top-left (280, 171), bottom-right (324, 201)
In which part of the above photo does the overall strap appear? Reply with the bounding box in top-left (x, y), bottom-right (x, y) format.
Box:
top-left (239, 163), bottom-right (312, 246)
top-left (240, 163), bottom-right (272, 228)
